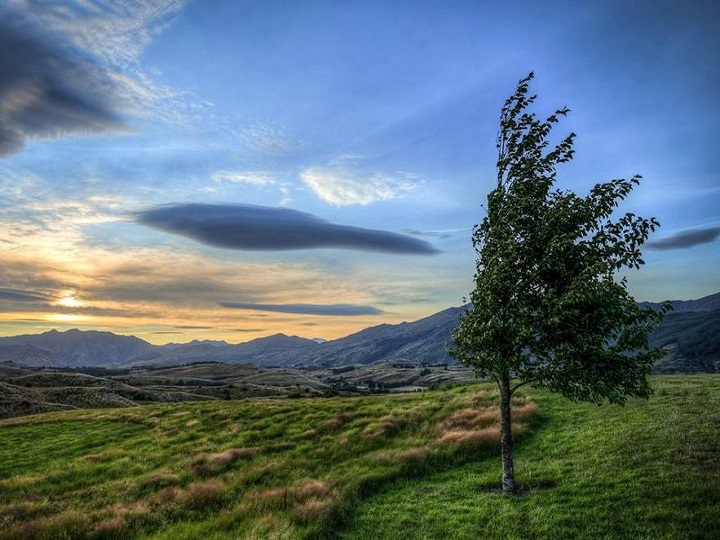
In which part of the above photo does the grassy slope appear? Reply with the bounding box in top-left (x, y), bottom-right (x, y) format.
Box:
top-left (0, 384), bottom-right (532, 539)
top-left (344, 375), bottom-right (719, 540)
top-left (0, 376), bottom-right (716, 539)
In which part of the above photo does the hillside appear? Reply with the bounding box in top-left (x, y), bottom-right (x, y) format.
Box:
top-left (0, 376), bottom-right (716, 539)
top-left (0, 362), bottom-right (476, 419)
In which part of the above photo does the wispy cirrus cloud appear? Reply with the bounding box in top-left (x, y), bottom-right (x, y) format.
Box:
top-left (220, 303), bottom-right (383, 316)
top-left (211, 171), bottom-right (275, 185)
top-left (135, 204), bottom-right (439, 254)
top-left (647, 226), bottom-right (720, 250)
top-left (300, 167), bottom-right (418, 206)
top-left (232, 123), bottom-right (303, 155)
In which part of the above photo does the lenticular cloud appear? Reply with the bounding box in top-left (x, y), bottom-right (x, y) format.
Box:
top-left (136, 203), bottom-right (439, 255)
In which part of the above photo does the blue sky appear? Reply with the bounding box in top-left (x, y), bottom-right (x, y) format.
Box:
top-left (0, 0), bottom-right (718, 343)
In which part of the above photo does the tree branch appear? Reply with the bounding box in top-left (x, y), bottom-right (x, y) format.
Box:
top-left (510, 378), bottom-right (538, 395)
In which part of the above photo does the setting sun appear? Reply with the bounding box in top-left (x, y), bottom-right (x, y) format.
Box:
top-left (57, 295), bottom-right (84, 308)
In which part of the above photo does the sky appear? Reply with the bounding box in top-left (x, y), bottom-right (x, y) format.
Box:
top-left (0, 0), bottom-right (718, 344)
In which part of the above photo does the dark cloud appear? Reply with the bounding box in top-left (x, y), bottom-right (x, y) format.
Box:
top-left (0, 12), bottom-right (125, 155)
top-left (232, 328), bottom-right (267, 332)
top-left (136, 204), bottom-right (439, 254)
top-left (175, 325), bottom-right (216, 330)
top-left (220, 302), bottom-right (383, 316)
top-left (0, 287), bottom-right (53, 303)
top-left (402, 228), bottom-right (453, 240)
top-left (647, 227), bottom-right (720, 250)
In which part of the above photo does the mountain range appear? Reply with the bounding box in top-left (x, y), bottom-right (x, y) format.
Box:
top-left (1, 292), bottom-right (718, 373)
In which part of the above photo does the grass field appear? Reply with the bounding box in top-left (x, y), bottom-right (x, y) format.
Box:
top-left (0, 376), bottom-right (717, 539)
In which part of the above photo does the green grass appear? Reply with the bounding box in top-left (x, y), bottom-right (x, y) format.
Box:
top-left (343, 375), bottom-right (719, 540)
top-left (0, 376), bottom-right (717, 539)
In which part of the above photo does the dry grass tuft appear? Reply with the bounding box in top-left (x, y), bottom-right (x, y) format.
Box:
top-left (111, 500), bottom-right (151, 519)
top-left (295, 498), bottom-right (332, 524)
top-left (0, 502), bottom-right (40, 520)
top-left (245, 514), bottom-right (296, 540)
top-left (94, 515), bottom-right (127, 537)
top-left (146, 486), bottom-right (184, 505)
top-left (244, 478), bottom-right (336, 513)
top-left (83, 449), bottom-right (125, 462)
top-left (396, 446), bottom-right (430, 461)
top-left (0, 475), bottom-right (42, 489)
top-left (208, 446), bottom-right (259, 464)
top-left (137, 472), bottom-right (180, 489)
top-left (437, 425), bottom-right (501, 446)
top-left (324, 412), bottom-right (355, 429)
top-left (512, 402), bottom-right (540, 421)
top-left (15, 509), bottom-right (90, 540)
top-left (183, 480), bottom-right (226, 509)
top-left (185, 419), bottom-right (200, 428)
top-left (295, 479), bottom-right (332, 499)
top-left (363, 415), bottom-right (402, 437)
top-left (438, 407), bottom-right (500, 433)
top-left (192, 447), bottom-right (260, 475)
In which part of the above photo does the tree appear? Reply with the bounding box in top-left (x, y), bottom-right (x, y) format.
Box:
top-left (450, 73), bottom-right (669, 495)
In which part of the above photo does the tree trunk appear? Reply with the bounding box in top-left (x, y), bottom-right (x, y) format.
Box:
top-left (499, 372), bottom-right (516, 494)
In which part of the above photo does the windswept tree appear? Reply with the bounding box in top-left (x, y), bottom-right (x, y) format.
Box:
top-left (450, 73), bottom-right (668, 494)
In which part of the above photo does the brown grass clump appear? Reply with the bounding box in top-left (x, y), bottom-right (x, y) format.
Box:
top-left (111, 499), bottom-right (151, 519)
top-left (296, 498), bottom-right (332, 524)
top-left (0, 502), bottom-right (41, 521)
top-left (243, 478), bottom-right (336, 513)
top-left (437, 425), bottom-right (501, 446)
top-left (0, 475), bottom-right (42, 488)
top-left (190, 461), bottom-right (213, 476)
top-left (396, 446), bottom-right (430, 461)
top-left (324, 412), bottom-right (354, 429)
top-left (208, 447), bottom-right (260, 464)
top-left (192, 447), bottom-right (259, 475)
top-left (512, 402), bottom-right (540, 421)
top-left (146, 486), bottom-right (184, 505)
top-left (295, 479), bottom-right (332, 499)
top-left (182, 480), bottom-right (226, 509)
top-left (13, 509), bottom-right (90, 540)
top-left (438, 407), bottom-right (500, 433)
top-left (185, 419), bottom-right (200, 427)
top-left (94, 515), bottom-right (127, 538)
top-left (83, 449), bottom-right (125, 462)
top-left (363, 416), bottom-right (402, 437)
top-left (137, 472), bottom-right (180, 489)
top-left (245, 514), bottom-right (296, 540)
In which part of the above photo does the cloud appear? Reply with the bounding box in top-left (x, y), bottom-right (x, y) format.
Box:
top-left (220, 302), bottom-right (383, 316)
top-left (232, 123), bottom-right (302, 154)
top-left (300, 167), bottom-right (417, 205)
top-left (135, 204), bottom-right (439, 254)
top-left (402, 228), bottom-right (461, 240)
top-left (0, 11), bottom-right (126, 155)
top-left (232, 328), bottom-right (266, 333)
top-left (212, 171), bottom-right (275, 185)
top-left (647, 227), bottom-right (720, 250)
top-left (0, 288), bottom-right (53, 303)
top-left (175, 325), bottom-right (216, 330)
top-left (3, 0), bottom-right (207, 133)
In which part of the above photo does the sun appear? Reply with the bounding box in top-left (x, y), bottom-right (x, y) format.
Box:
top-left (57, 295), bottom-right (84, 308)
